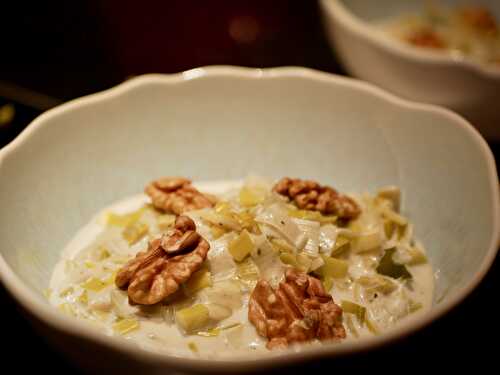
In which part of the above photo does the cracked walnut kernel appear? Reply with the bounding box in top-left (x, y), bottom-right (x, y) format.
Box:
top-left (248, 268), bottom-right (346, 349)
top-left (145, 177), bottom-right (216, 215)
top-left (115, 215), bottom-right (210, 305)
top-left (273, 177), bottom-right (360, 219)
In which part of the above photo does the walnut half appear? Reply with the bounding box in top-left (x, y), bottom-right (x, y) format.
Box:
top-left (248, 268), bottom-right (346, 349)
top-left (145, 177), bottom-right (216, 215)
top-left (115, 215), bottom-right (210, 305)
top-left (273, 177), bottom-right (361, 220)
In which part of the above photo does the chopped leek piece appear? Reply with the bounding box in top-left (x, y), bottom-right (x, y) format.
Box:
top-left (176, 304), bottom-right (210, 333)
top-left (255, 205), bottom-right (304, 248)
top-left (206, 303), bottom-right (232, 321)
top-left (184, 267), bottom-right (212, 295)
top-left (319, 215), bottom-right (338, 224)
top-left (239, 186), bottom-right (266, 206)
top-left (365, 316), bottom-right (379, 335)
top-left (376, 248), bottom-right (412, 279)
top-left (279, 252), bottom-right (298, 268)
top-left (111, 289), bottom-right (138, 318)
top-left (315, 255), bottom-right (348, 279)
top-left (322, 276), bottom-right (333, 292)
top-left (106, 207), bottom-right (145, 227)
top-left (381, 206), bottom-right (408, 227)
top-left (78, 290), bottom-right (88, 305)
top-left (205, 281), bottom-right (242, 309)
top-left (198, 322), bottom-right (242, 337)
top-left (197, 328), bottom-right (220, 337)
top-left (215, 201), bottom-right (231, 213)
top-left (397, 223), bottom-right (408, 240)
top-left (237, 211), bottom-right (259, 233)
top-left (219, 212), bottom-right (243, 231)
top-left (310, 256), bottom-right (325, 271)
top-left (288, 209), bottom-right (337, 224)
top-left (162, 305), bottom-right (175, 324)
top-left (409, 300), bottom-right (423, 313)
top-left (187, 342), bottom-right (199, 353)
top-left (292, 218), bottom-right (320, 256)
top-left (84, 260), bottom-right (95, 269)
top-left (331, 235), bottom-right (350, 257)
top-left (237, 257), bottom-right (260, 282)
top-left (319, 224), bottom-right (337, 254)
top-left (296, 252), bottom-right (312, 273)
top-left (157, 214), bottom-right (176, 230)
top-left (341, 300), bottom-right (366, 324)
top-left (348, 221), bottom-right (363, 234)
top-left (220, 323), bottom-right (242, 331)
top-left (228, 230), bottom-right (255, 262)
top-left (81, 277), bottom-right (108, 292)
top-left (384, 220), bottom-right (395, 239)
top-left (95, 246), bottom-right (110, 260)
top-left (406, 246), bottom-right (428, 265)
top-left (353, 231), bottom-right (382, 253)
top-left (59, 286), bottom-right (74, 298)
top-left (122, 222), bottom-right (149, 245)
top-left (210, 225), bottom-right (228, 239)
top-left (271, 238), bottom-right (296, 253)
top-left (251, 235), bottom-right (285, 287)
top-left (377, 186), bottom-right (401, 212)
top-left (113, 318), bottom-right (140, 335)
top-left (288, 209), bottom-right (322, 221)
top-left (345, 315), bottom-right (359, 338)
top-left (103, 271), bottom-right (117, 285)
top-left (353, 282), bottom-right (361, 302)
top-left (356, 275), bottom-right (397, 294)
top-left (201, 211), bottom-right (242, 231)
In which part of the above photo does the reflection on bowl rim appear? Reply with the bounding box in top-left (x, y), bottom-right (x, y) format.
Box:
top-left (321, 0), bottom-right (500, 79)
top-left (0, 66), bottom-right (498, 372)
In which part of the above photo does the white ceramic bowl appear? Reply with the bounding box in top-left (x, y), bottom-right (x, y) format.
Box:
top-left (0, 66), bottom-right (498, 373)
top-left (320, 0), bottom-right (500, 140)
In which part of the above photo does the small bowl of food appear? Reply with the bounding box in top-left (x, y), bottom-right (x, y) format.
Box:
top-left (0, 66), bottom-right (498, 373)
top-left (320, 0), bottom-right (500, 140)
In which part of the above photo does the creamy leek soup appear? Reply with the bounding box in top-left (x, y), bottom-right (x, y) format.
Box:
top-left (48, 176), bottom-right (433, 358)
top-left (378, 4), bottom-right (500, 66)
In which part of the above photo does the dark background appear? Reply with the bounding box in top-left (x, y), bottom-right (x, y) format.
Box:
top-left (0, 1), bottom-right (498, 373)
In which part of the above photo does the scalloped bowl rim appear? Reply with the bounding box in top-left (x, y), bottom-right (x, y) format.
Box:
top-left (321, 0), bottom-right (500, 80)
top-left (0, 66), bottom-right (498, 372)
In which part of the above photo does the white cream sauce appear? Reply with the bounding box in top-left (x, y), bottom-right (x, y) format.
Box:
top-left (49, 180), bottom-right (434, 358)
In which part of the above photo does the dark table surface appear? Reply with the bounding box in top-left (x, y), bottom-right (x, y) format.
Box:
top-left (0, 1), bottom-right (498, 373)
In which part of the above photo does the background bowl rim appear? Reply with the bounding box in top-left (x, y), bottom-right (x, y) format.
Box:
top-left (0, 66), bottom-right (498, 371)
top-left (320, 0), bottom-right (500, 80)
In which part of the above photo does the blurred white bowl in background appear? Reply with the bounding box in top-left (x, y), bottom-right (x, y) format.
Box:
top-left (320, 0), bottom-right (500, 140)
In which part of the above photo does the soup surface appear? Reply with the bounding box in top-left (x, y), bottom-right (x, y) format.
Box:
top-left (48, 176), bottom-right (434, 358)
